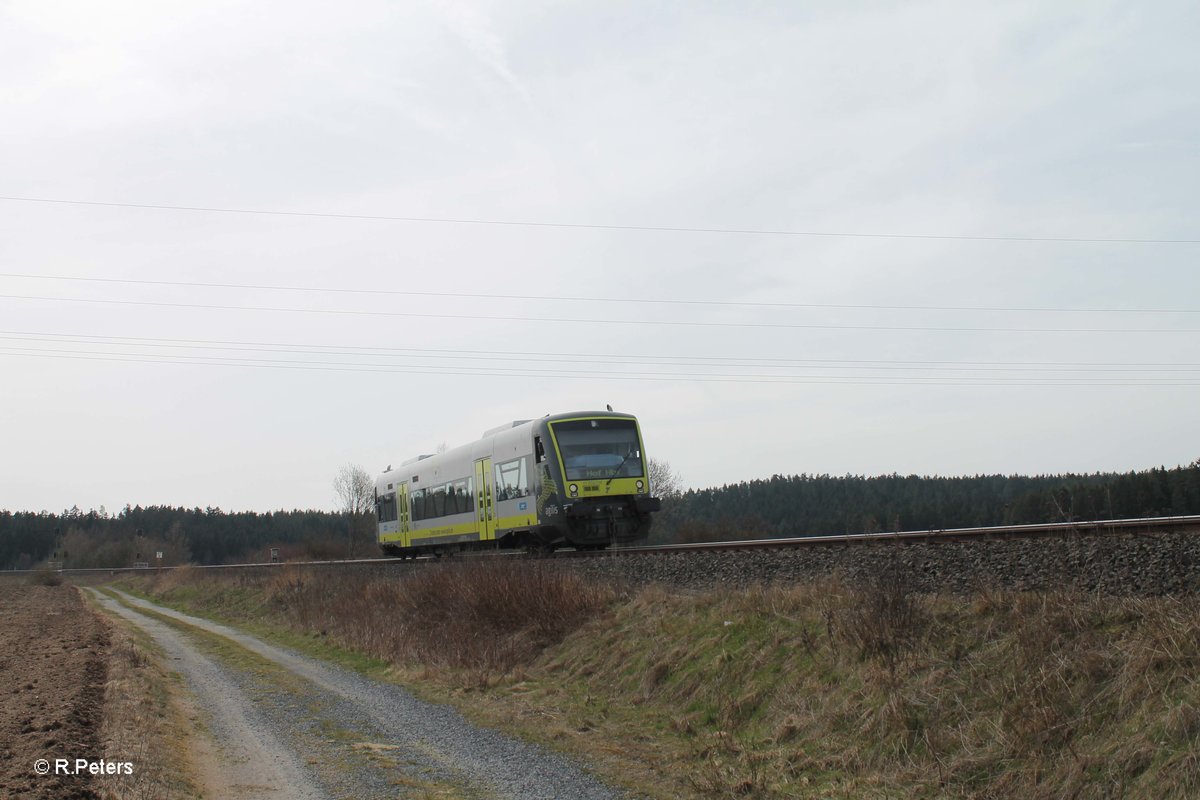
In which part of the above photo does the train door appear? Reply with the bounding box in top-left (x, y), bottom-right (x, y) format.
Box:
top-left (474, 457), bottom-right (495, 541)
top-left (399, 483), bottom-right (411, 548)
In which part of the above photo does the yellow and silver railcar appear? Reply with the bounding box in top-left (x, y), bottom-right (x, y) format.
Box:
top-left (375, 410), bottom-right (661, 556)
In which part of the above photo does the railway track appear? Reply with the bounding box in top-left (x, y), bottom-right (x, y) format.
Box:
top-left (17, 513), bottom-right (1200, 577)
top-left (615, 513), bottom-right (1200, 553)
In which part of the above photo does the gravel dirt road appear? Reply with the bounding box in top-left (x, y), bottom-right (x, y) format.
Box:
top-left (90, 587), bottom-right (626, 800)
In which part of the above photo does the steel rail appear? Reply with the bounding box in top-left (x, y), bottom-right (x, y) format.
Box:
top-left (599, 513), bottom-right (1200, 556)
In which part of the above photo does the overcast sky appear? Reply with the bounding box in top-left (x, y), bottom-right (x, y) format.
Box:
top-left (2, 0), bottom-right (1198, 515)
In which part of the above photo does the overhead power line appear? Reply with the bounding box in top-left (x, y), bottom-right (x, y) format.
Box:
top-left (2, 272), bottom-right (1197, 315)
top-left (3, 293), bottom-right (1199, 334)
top-left (2, 331), bottom-right (1198, 389)
top-left (1, 195), bottom-right (1195, 244)
top-left (4, 331), bottom-right (1200, 373)
top-left (2, 347), bottom-right (1196, 387)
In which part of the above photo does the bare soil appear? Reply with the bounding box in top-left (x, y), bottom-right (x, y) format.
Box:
top-left (0, 581), bottom-right (110, 800)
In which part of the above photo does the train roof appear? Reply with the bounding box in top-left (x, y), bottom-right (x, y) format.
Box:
top-left (538, 410), bottom-right (638, 425)
top-left (481, 419), bottom-right (533, 437)
top-left (378, 410), bottom-right (642, 486)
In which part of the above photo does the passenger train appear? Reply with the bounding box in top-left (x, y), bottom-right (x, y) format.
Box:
top-left (375, 410), bottom-right (661, 556)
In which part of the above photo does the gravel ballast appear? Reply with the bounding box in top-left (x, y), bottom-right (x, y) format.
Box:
top-left (572, 530), bottom-right (1200, 595)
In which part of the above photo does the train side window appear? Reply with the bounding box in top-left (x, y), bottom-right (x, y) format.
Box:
top-left (452, 479), bottom-right (470, 513)
top-left (378, 492), bottom-right (397, 523)
top-left (410, 489), bottom-right (425, 522)
top-left (431, 485), bottom-right (447, 517)
top-left (494, 458), bottom-right (529, 500)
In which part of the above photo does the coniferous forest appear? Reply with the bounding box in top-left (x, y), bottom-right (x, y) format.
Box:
top-left (651, 463), bottom-right (1200, 542)
top-left (2, 463), bottom-right (1199, 569)
top-left (0, 506), bottom-right (362, 571)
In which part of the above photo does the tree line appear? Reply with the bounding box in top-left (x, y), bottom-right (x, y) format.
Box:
top-left (0, 464), bottom-right (377, 571)
top-left (651, 462), bottom-right (1200, 543)
top-left (0, 504), bottom-right (371, 571)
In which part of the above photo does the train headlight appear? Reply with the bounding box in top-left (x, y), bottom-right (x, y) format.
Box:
top-left (569, 483), bottom-right (578, 496)
top-left (636, 480), bottom-right (644, 491)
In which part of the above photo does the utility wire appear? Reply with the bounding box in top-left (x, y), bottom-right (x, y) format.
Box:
top-left (9, 331), bottom-right (1200, 371)
top-left (3, 332), bottom-right (1199, 373)
top-left (7, 343), bottom-right (1200, 377)
top-left (3, 347), bottom-right (1196, 387)
top-left (1, 272), bottom-right (1196, 314)
top-left (1, 195), bottom-right (1195, 244)
top-left (3, 294), bottom-right (1199, 333)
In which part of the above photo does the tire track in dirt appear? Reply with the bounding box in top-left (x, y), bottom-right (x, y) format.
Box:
top-left (91, 588), bottom-right (625, 800)
top-left (89, 590), bottom-right (329, 799)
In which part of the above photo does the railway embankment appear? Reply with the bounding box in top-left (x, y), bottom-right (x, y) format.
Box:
top-left (115, 555), bottom-right (1200, 798)
top-left (579, 529), bottom-right (1200, 595)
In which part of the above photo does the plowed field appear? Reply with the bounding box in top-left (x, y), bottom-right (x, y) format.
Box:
top-left (0, 581), bottom-right (109, 800)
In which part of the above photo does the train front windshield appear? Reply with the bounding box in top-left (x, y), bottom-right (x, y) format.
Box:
top-left (552, 418), bottom-right (644, 481)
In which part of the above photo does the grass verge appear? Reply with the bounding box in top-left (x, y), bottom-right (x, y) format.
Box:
top-left (114, 563), bottom-right (1200, 799)
top-left (80, 588), bottom-right (202, 800)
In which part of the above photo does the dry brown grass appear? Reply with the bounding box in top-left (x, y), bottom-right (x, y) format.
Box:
top-left (30, 566), bottom-right (63, 585)
top-left (147, 565), bottom-right (200, 593)
top-left (122, 565), bottom-right (1200, 798)
top-left (282, 560), bottom-right (619, 677)
top-left (460, 574), bottom-right (1200, 799)
top-left (134, 560), bottom-right (619, 681)
top-left (85, 594), bottom-right (200, 800)
top-left (839, 564), bottom-right (929, 678)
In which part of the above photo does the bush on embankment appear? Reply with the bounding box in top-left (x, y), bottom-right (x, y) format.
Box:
top-left (127, 560), bottom-right (617, 674)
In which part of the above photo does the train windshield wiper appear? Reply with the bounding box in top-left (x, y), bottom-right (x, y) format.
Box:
top-left (606, 454), bottom-right (633, 488)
